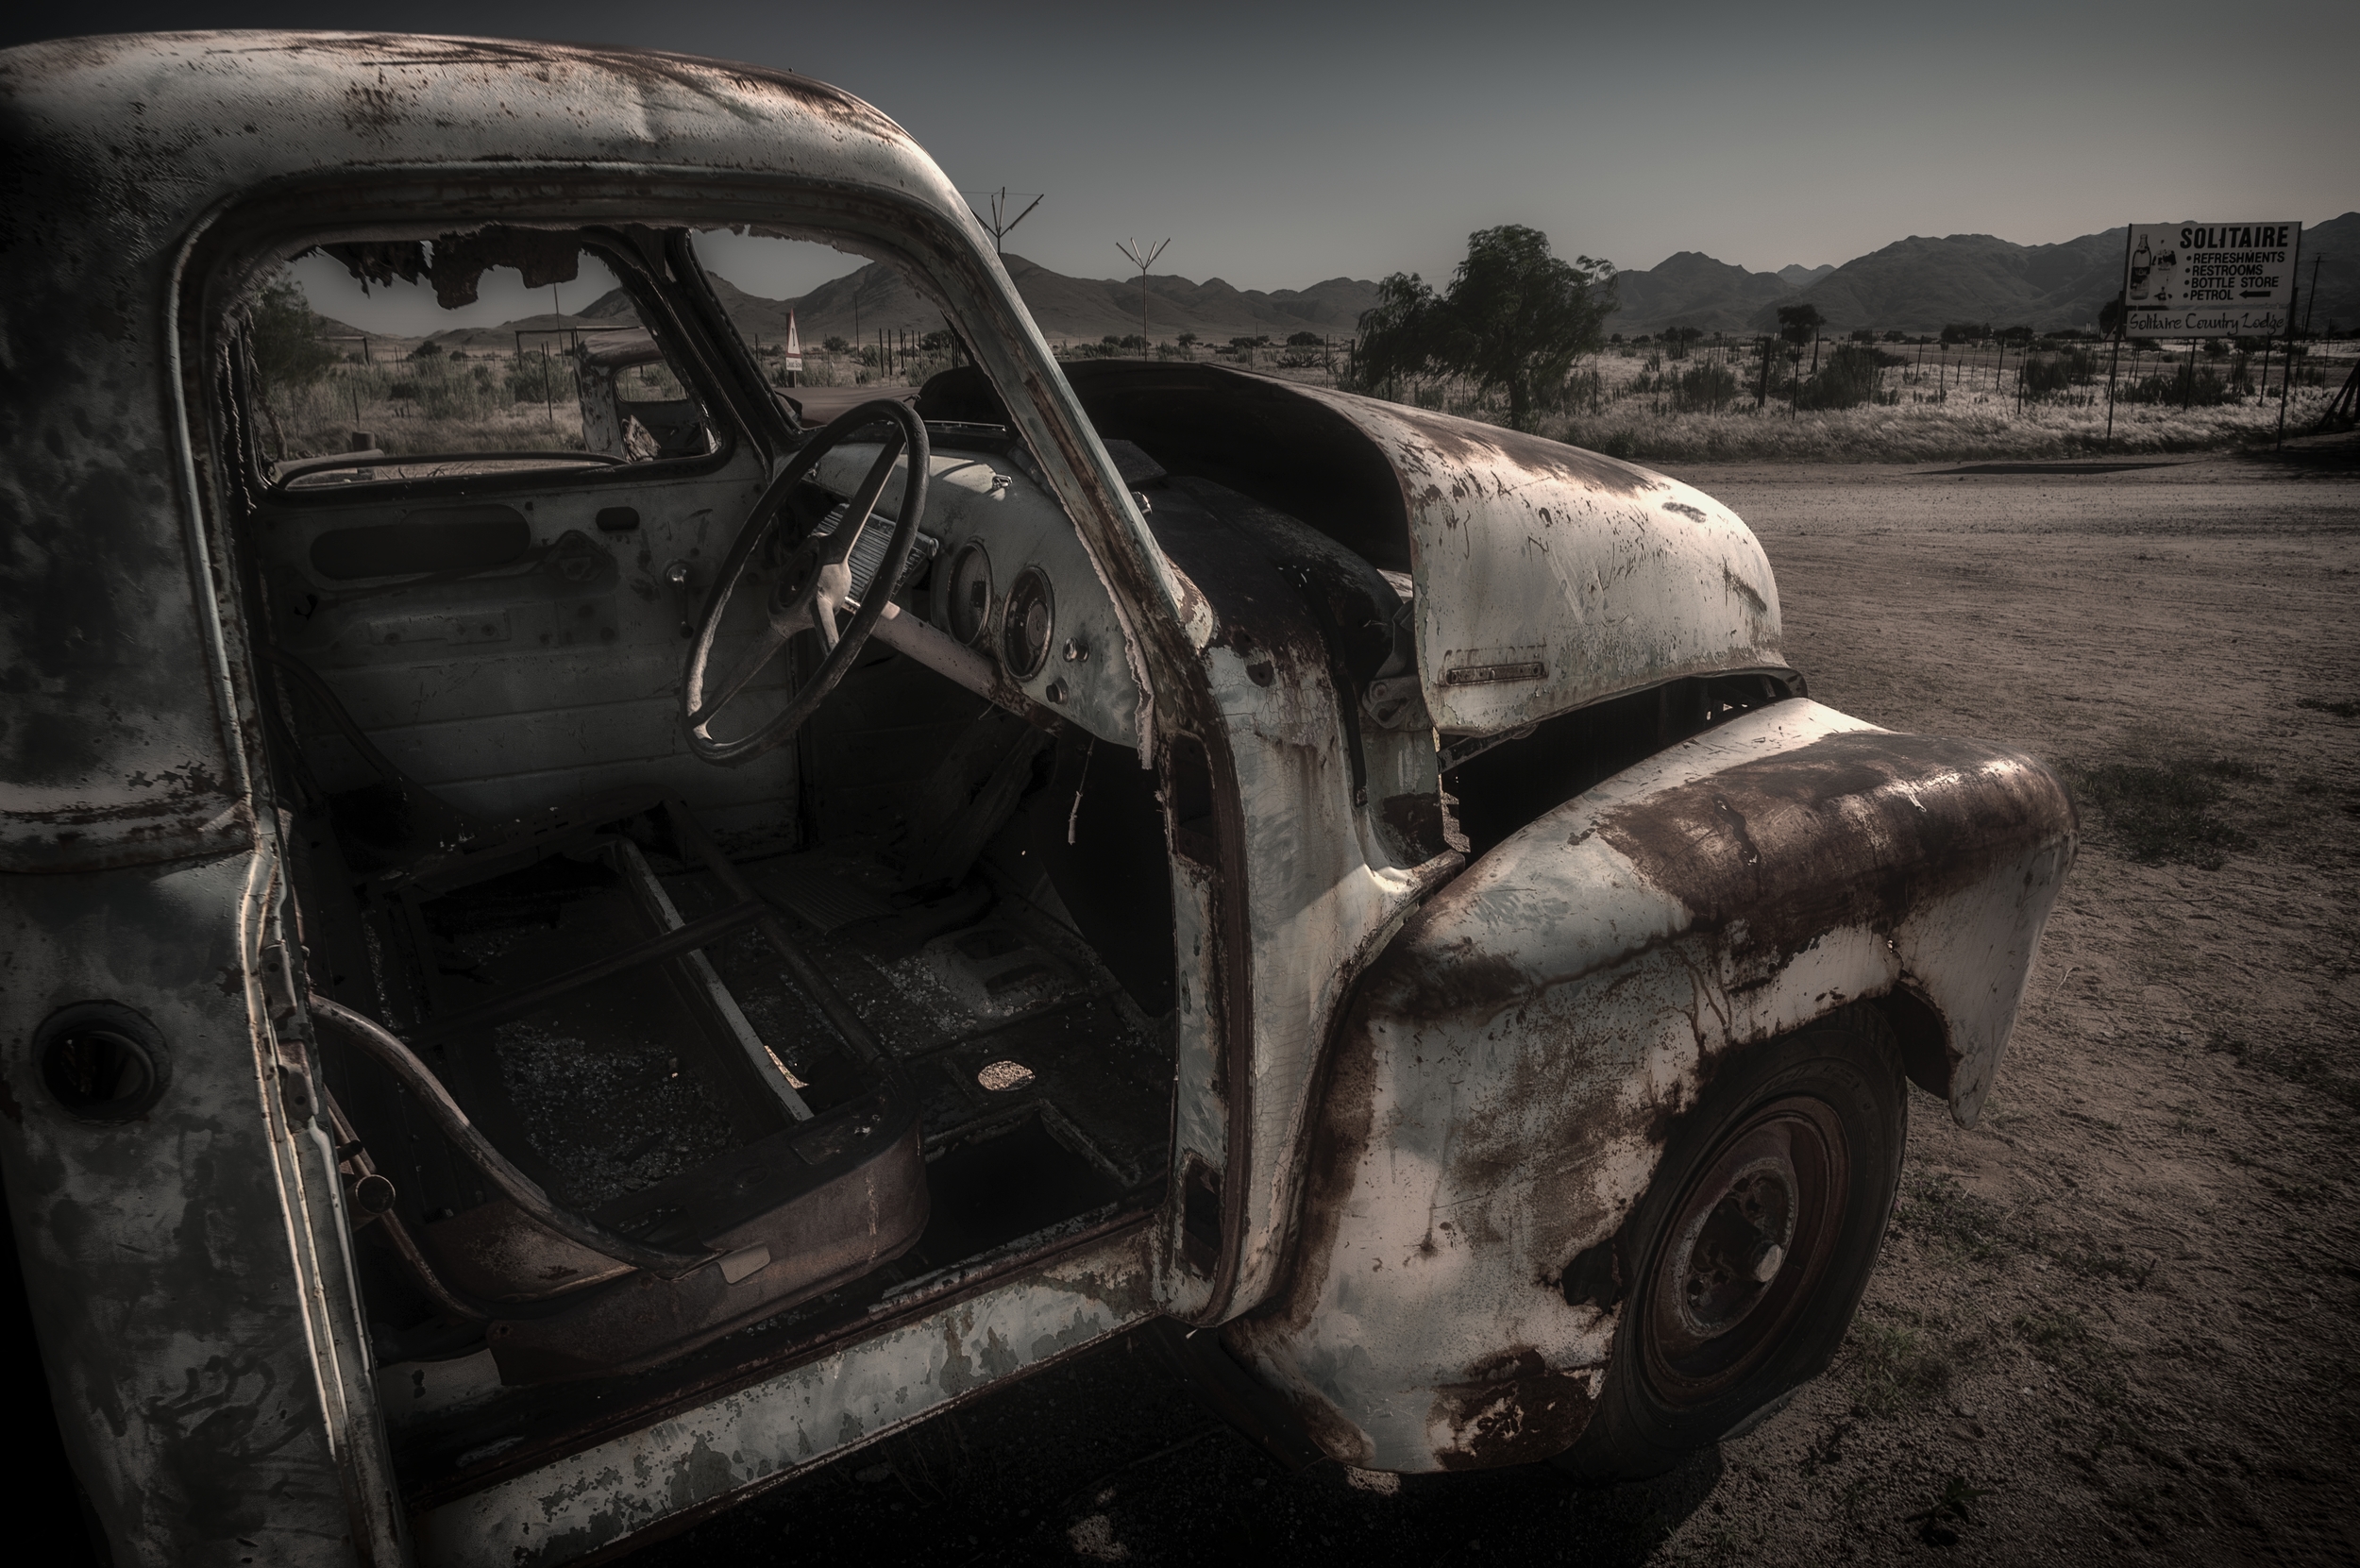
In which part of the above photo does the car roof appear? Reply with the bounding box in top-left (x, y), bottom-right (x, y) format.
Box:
top-left (0, 31), bottom-right (958, 225)
top-left (0, 33), bottom-right (1037, 873)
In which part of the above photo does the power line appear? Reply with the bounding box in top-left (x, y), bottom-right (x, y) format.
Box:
top-left (1116, 237), bottom-right (1170, 359)
top-left (965, 189), bottom-right (1044, 256)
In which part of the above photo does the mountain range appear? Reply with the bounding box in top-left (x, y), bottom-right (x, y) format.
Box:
top-left (359, 212), bottom-right (2359, 351)
top-left (1611, 213), bottom-right (2358, 336)
top-left (564, 255), bottom-right (1383, 348)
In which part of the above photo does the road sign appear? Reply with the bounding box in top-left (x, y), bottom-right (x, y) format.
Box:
top-left (2123, 222), bottom-right (2301, 338)
top-left (782, 309), bottom-right (804, 372)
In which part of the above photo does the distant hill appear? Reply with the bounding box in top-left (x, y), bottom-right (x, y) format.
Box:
top-left (1740, 228), bottom-right (2128, 335)
top-left (1736, 212), bottom-right (2360, 335)
top-left (1610, 251), bottom-right (1796, 333)
top-left (550, 258), bottom-right (1381, 348)
top-left (339, 211), bottom-right (2360, 355)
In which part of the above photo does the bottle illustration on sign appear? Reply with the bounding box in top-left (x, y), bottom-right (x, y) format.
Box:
top-left (2149, 247), bottom-right (2178, 307)
top-left (2129, 235), bottom-right (2153, 301)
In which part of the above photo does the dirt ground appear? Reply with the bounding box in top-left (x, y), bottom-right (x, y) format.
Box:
top-left (636, 437), bottom-right (2360, 1567)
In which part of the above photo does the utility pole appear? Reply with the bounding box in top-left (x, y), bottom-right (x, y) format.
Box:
top-left (966, 189), bottom-right (1044, 257)
top-left (1117, 237), bottom-right (1169, 359)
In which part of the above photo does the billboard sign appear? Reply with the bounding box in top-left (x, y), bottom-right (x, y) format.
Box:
top-left (2123, 222), bottom-right (2301, 338)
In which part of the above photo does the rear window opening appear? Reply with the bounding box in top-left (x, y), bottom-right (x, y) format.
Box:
top-left (253, 229), bottom-right (736, 491)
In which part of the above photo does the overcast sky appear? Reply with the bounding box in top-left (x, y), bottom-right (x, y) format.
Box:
top-left (7, 2), bottom-right (2352, 293)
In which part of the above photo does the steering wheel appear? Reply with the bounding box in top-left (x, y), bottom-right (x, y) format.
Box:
top-left (683, 399), bottom-right (930, 765)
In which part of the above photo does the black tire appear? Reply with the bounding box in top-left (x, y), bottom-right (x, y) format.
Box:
top-left (1557, 1006), bottom-right (1907, 1479)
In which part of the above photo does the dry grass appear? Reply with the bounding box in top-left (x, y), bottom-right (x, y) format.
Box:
top-left (1540, 392), bottom-right (2337, 464)
top-left (1336, 338), bottom-right (2353, 464)
top-left (273, 359), bottom-right (591, 460)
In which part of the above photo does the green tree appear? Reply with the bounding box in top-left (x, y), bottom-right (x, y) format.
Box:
top-left (249, 275), bottom-right (339, 398)
top-left (1430, 227), bottom-right (1616, 430)
top-left (1352, 271), bottom-right (1436, 393)
top-left (1776, 303), bottom-right (1825, 350)
top-left (1356, 227), bottom-right (1617, 430)
top-left (1286, 329), bottom-right (1323, 347)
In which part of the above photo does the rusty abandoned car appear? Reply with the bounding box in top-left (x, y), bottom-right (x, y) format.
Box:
top-left (0, 32), bottom-right (2076, 1565)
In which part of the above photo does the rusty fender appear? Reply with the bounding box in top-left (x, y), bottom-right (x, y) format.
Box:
top-left (1227, 699), bottom-right (2075, 1472)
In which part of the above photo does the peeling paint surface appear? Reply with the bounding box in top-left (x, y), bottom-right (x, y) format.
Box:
top-left (1231, 701), bottom-right (2075, 1471)
top-left (1257, 389), bottom-right (1785, 736)
top-left (0, 845), bottom-right (401, 1562)
top-left (414, 1224), bottom-right (1155, 1566)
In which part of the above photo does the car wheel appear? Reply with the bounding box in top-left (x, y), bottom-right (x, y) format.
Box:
top-left (1557, 1006), bottom-right (1907, 1479)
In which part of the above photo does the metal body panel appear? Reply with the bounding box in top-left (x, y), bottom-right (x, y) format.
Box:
top-left (1137, 488), bottom-right (1461, 1324)
top-left (1201, 384), bottom-right (1785, 737)
top-left (0, 839), bottom-right (406, 1563)
top-left (1228, 700), bottom-right (2076, 1471)
top-left (413, 1222), bottom-right (1157, 1566)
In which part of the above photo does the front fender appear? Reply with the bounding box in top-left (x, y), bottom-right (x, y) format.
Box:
top-left (1228, 700), bottom-right (2075, 1471)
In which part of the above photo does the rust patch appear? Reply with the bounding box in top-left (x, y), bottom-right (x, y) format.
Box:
top-left (1239, 1003), bottom-right (1387, 1343)
top-left (1359, 921), bottom-right (1529, 1024)
top-left (1429, 1347), bottom-right (1596, 1470)
top-left (1376, 791), bottom-right (1448, 863)
top-left (1596, 730), bottom-right (2076, 962)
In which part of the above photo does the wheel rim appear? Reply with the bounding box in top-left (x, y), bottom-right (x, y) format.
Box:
top-left (1640, 1095), bottom-right (1850, 1400)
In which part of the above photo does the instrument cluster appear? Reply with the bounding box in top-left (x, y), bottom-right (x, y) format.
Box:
top-left (813, 438), bottom-right (1138, 747)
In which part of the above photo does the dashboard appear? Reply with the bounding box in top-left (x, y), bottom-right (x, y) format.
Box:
top-left (809, 438), bottom-right (1141, 749)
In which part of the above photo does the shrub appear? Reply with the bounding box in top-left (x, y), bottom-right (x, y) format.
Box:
top-left (249, 275), bottom-right (339, 394)
top-left (2021, 348), bottom-right (2098, 396)
top-left (1287, 329), bottom-right (1323, 347)
top-left (2119, 364), bottom-right (2236, 407)
top-left (1670, 360), bottom-right (1739, 413)
top-left (505, 354), bottom-right (572, 404)
top-left (1795, 343), bottom-right (1893, 410)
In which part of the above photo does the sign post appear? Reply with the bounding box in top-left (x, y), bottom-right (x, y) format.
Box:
top-left (2117, 221), bottom-right (2301, 447)
top-left (781, 309), bottom-right (804, 389)
top-left (2122, 222), bottom-right (2301, 341)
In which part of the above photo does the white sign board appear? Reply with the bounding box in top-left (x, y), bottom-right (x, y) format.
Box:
top-left (781, 309), bottom-right (804, 372)
top-left (2123, 222), bottom-right (2301, 338)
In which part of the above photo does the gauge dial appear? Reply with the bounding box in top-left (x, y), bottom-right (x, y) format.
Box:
top-left (945, 542), bottom-right (993, 646)
top-left (1001, 567), bottom-right (1054, 681)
